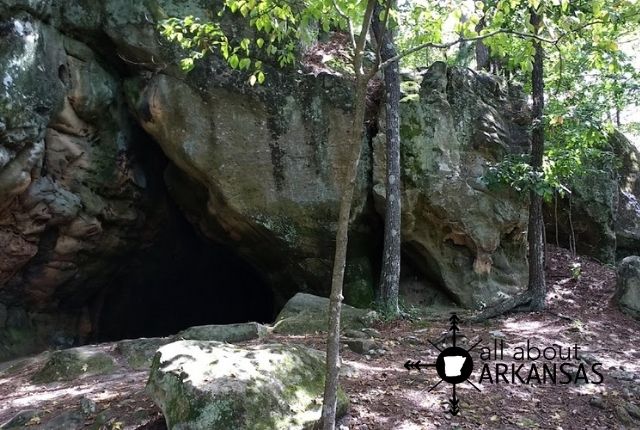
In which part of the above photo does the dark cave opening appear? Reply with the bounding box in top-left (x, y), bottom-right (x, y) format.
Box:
top-left (94, 220), bottom-right (275, 342)
top-left (93, 128), bottom-right (275, 342)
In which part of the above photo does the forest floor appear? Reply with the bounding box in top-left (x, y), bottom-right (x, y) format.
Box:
top-left (1, 246), bottom-right (639, 429)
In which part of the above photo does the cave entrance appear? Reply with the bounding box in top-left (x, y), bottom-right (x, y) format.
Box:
top-left (94, 210), bottom-right (274, 342)
top-left (93, 127), bottom-right (274, 342)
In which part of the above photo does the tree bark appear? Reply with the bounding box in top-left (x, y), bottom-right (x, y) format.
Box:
top-left (470, 8), bottom-right (548, 322)
top-left (372, 1), bottom-right (401, 317)
top-left (527, 8), bottom-right (546, 311)
top-left (320, 2), bottom-right (377, 427)
top-left (475, 16), bottom-right (490, 70)
top-left (320, 81), bottom-right (368, 429)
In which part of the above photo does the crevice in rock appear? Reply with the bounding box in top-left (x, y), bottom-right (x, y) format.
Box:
top-left (400, 243), bottom-right (459, 306)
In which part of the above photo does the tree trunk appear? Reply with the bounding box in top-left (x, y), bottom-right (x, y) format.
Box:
top-left (475, 16), bottom-right (490, 70)
top-left (372, 1), bottom-right (401, 317)
top-left (320, 77), bottom-right (369, 430)
top-left (528, 8), bottom-right (546, 311)
top-left (321, 2), bottom-right (377, 426)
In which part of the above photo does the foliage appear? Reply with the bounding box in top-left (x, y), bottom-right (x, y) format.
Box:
top-left (570, 262), bottom-right (582, 280)
top-left (159, 0), bottom-right (353, 83)
top-left (476, 0), bottom-right (638, 200)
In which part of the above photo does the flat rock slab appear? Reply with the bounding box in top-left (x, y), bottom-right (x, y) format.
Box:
top-left (176, 322), bottom-right (268, 343)
top-left (147, 340), bottom-right (348, 430)
top-left (31, 348), bottom-right (116, 384)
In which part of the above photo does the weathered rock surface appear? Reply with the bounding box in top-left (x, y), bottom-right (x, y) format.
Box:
top-left (615, 256), bottom-right (640, 319)
top-left (0, 340), bottom-right (164, 429)
top-left (177, 322), bottom-right (268, 343)
top-left (273, 293), bottom-right (375, 335)
top-left (6, 0), bottom-right (628, 359)
top-left (543, 131), bottom-right (640, 263)
top-left (374, 63), bottom-right (531, 307)
top-left (31, 347), bottom-right (116, 383)
top-left (0, 7), bottom-right (170, 359)
top-left (125, 60), bottom-right (375, 305)
top-left (613, 132), bottom-right (640, 259)
top-left (147, 340), bottom-right (348, 429)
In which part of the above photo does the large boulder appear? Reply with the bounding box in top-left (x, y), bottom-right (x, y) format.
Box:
top-left (31, 347), bottom-right (116, 383)
top-left (273, 293), bottom-right (375, 335)
top-left (612, 132), bottom-right (640, 259)
top-left (374, 63), bottom-right (531, 308)
top-left (615, 256), bottom-right (640, 319)
top-left (147, 340), bottom-right (348, 429)
top-left (542, 131), bottom-right (639, 264)
top-left (124, 66), bottom-right (376, 304)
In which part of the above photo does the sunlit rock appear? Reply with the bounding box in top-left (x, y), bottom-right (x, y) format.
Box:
top-left (147, 340), bottom-right (348, 429)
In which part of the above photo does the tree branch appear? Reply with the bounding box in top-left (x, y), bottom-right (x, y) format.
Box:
top-left (331, 0), bottom-right (356, 49)
top-left (379, 29), bottom-right (556, 71)
top-left (370, 0), bottom-right (393, 78)
top-left (353, 0), bottom-right (377, 77)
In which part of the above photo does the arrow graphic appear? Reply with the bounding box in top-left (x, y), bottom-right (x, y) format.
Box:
top-left (449, 384), bottom-right (460, 415)
top-left (403, 312), bottom-right (478, 417)
top-left (404, 360), bottom-right (437, 371)
top-left (449, 313), bottom-right (461, 346)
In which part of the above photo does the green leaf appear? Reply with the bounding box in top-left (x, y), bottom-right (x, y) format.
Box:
top-left (239, 57), bottom-right (251, 70)
top-left (229, 54), bottom-right (239, 69)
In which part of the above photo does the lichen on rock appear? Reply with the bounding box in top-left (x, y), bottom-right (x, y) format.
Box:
top-left (147, 340), bottom-right (349, 429)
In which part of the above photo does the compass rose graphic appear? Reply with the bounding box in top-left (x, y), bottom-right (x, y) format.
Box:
top-left (404, 313), bottom-right (481, 415)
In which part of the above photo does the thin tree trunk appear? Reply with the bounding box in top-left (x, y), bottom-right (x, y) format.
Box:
top-left (321, 1), bottom-right (377, 426)
top-left (527, 8), bottom-right (546, 311)
top-left (475, 16), bottom-right (490, 70)
top-left (372, 1), bottom-right (401, 317)
top-left (320, 80), bottom-right (368, 428)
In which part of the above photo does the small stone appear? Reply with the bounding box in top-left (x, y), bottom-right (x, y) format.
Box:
top-left (624, 402), bottom-right (640, 420)
top-left (343, 329), bottom-right (368, 339)
top-left (489, 330), bottom-right (506, 339)
top-left (616, 405), bottom-right (635, 425)
top-left (589, 396), bottom-right (605, 409)
top-left (80, 397), bottom-right (97, 415)
top-left (346, 339), bottom-right (379, 355)
top-left (361, 328), bottom-right (382, 338)
top-left (402, 335), bottom-right (421, 345)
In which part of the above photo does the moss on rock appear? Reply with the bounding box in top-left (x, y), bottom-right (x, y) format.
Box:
top-left (147, 340), bottom-right (349, 429)
top-left (32, 348), bottom-right (116, 383)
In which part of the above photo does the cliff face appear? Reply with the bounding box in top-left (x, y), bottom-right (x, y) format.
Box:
top-left (376, 64), bottom-right (531, 308)
top-left (0, 7), bottom-right (173, 358)
top-left (0, 0), bottom-right (541, 358)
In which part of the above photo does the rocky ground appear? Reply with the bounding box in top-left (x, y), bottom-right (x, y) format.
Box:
top-left (1, 246), bottom-right (639, 429)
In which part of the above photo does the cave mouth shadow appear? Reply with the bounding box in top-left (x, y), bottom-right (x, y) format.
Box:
top-left (95, 217), bottom-right (275, 342)
top-left (92, 125), bottom-right (275, 343)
